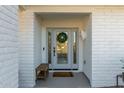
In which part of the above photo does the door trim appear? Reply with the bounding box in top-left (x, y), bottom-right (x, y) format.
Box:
top-left (46, 27), bottom-right (79, 70)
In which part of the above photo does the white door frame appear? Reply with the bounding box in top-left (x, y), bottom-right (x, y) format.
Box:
top-left (47, 28), bottom-right (79, 70)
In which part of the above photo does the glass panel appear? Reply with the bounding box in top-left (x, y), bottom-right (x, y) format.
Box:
top-left (48, 32), bottom-right (51, 64)
top-left (73, 32), bottom-right (77, 64)
top-left (56, 32), bottom-right (68, 64)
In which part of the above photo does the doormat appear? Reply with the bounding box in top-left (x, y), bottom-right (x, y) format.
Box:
top-left (53, 72), bottom-right (73, 77)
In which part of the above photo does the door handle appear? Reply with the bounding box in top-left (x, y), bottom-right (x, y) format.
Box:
top-left (53, 47), bottom-right (56, 56)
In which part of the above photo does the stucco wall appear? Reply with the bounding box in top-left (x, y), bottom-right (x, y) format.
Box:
top-left (0, 5), bottom-right (18, 88)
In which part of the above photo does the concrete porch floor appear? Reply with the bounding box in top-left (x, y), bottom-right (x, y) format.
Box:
top-left (34, 72), bottom-right (91, 88)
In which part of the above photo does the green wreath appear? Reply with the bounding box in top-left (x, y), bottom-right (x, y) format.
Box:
top-left (57, 32), bottom-right (68, 43)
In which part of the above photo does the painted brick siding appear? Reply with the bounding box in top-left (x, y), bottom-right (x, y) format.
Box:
top-left (92, 12), bottom-right (124, 87)
top-left (0, 5), bottom-right (18, 88)
top-left (19, 11), bottom-right (35, 87)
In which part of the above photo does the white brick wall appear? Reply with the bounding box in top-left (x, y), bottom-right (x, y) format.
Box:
top-left (19, 11), bottom-right (35, 87)
top-left (0, 5), bottom-right (18, 88)
top-left (92, 12), bottom-right (124, 87)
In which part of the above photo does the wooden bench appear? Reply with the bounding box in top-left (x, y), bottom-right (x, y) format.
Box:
top-left (36, 63), bottom-right (49, 80)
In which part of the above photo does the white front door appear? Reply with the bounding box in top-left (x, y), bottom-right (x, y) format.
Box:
top-left (47, 28), bottom-right (79, 70)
